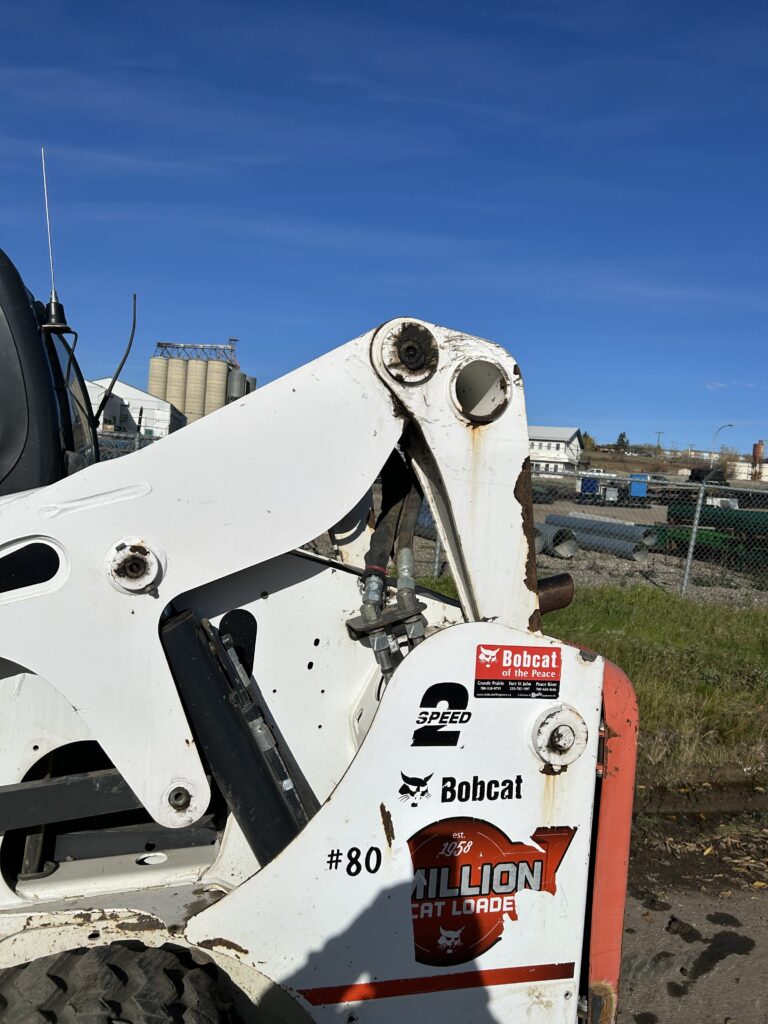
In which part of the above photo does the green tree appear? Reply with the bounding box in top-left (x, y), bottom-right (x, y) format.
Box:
top-left (616, 431), bottom-right (630, 452)
top-left (581, 429), bottom-right (596, 451)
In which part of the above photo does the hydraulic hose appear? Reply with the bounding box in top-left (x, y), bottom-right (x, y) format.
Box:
top-left (395, 480), bottom-right (423, 555)
top-left (364, 449), bottom-right (412, 576)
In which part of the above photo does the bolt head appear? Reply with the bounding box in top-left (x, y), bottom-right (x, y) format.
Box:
top-left (168, 786), bottom-right (191, 810)
top-left (378, 319), bottom-right (439, 385)
top-left (549, 724), bottom-right (576, 753)
top-left (106, 537), bottom-right (163, 594)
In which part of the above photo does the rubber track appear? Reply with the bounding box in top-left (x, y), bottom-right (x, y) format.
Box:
top-left (0, 942), bottom-right (239, 1023)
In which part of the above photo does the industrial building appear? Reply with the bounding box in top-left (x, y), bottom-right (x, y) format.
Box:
top-left (146, 340), bottom-right (256, 424)
top-left (528, 426), bottom-right (583, 474)
top-left (86, 380), bottom-right (186, 438)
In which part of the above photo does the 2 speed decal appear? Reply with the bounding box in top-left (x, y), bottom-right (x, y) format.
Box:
top-left (412, 682), bottom-right (471, 746)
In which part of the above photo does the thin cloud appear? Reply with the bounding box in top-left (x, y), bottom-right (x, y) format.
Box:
top-left (706, 380), bottom-right (765, 391)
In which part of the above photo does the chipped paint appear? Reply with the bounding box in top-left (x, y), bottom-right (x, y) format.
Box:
top-left (589, 980), bottom-right (617, 1024)
top-left (379, 802), bottom-right (395, 847)
top-left (199, 936), bottom-right (249, 956)
top-left (513, 456), bottom-right (541, 632)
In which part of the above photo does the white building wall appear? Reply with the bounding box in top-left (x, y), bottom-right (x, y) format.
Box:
top-left (87, 380), bottom-right (186, 438)
top-left (731, 461), bottom-right (766, 482)
top-left (528, 428), bottom-right (582, 474)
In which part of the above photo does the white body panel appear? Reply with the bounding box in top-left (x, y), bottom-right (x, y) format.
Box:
top-left (0, 319), bottom-right (604, 1023)
top-left (189, 623), bottom-right (601, 1023)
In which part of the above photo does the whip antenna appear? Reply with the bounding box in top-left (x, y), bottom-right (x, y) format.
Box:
top-left (41, 146), bottom-right (57, 302)
top-left (40, 146), bottom-right (71, 332)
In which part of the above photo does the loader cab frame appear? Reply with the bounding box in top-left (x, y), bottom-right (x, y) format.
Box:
top-left (0, 248), bottom-right (97, 497)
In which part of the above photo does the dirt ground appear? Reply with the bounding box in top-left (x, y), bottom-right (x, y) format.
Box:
top-left (620, 815), bottom-right (768, 1023)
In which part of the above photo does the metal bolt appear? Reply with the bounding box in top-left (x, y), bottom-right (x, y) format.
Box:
top-left (549, 724), bottom-right (576, 753)
top-left (379, 320), bottom-right (439, 385)
top-left (396, 323), bottom-right (434, 371)
top-left (168, 786), bottom-right (191, 810)
top-left (119, 555), bottom-right (148, 579)
top-left (398, 338), bottom-right (426, 370)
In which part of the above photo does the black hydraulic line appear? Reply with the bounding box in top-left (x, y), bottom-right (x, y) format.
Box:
top-left (395, 480), bottom-right (423, 555)
top-left (364, 449), bottom-right (413, 575)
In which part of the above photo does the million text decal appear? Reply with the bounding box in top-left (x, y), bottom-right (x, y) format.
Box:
top-left (408, 817), bottom-right (576, 966)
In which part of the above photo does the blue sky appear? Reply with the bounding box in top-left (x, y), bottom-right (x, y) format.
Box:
top-left (1, 0), bottom-right (766, 452)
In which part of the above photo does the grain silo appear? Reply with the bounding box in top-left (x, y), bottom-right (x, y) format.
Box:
top-left (185, 359), bottom-right (208, 423)
top-left (147, 356), bottom-right (168, 400)
top-left (166, 358), bottom-right (187, 413)
top-left (204, 360), bottom-right (229, 415)
top-left (226, 370), bottom-right (247, 403)
top-left (245, 375), bottom-right (257, 394)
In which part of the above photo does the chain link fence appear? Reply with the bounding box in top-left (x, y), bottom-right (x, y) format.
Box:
top-left (97, 436), bottom-right (768, 605)
top-left (415, 473), bottom-right (768, 606)
top-left (97, 431), bottom-right (156, 461)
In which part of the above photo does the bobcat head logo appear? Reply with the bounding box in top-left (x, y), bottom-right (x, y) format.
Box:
top-left (399, 771), bottom-right (433, 807)
top-left (437, 926), bottom-right (464, 953)
top-left (478, 646), bottom-right (500, 666)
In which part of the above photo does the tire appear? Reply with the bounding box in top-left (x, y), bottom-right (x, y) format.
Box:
top-left (0, 942), bottom-right (241, 1023)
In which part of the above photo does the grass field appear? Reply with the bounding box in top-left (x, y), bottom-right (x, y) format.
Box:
top-left (419, 579), bottom-right (768, 783)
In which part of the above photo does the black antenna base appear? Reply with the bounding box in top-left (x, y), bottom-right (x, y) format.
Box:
top-left (41, 295), bottom-right (73, 334)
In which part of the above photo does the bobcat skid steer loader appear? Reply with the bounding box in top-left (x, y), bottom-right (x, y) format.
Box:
top-left (0, 247), bottom-right (637, 1024)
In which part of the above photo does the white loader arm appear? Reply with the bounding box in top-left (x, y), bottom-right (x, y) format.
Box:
top-left (0, 319), bottom-right (536, 829)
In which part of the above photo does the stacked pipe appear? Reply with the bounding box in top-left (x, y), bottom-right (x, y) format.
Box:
top-left (544, 514), bottom-right (656, 562)
top-left (534, 524), bottom-right (577, 559)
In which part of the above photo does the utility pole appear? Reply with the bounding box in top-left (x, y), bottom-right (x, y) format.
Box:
top-left (654, 431), bottom-right (664, 456)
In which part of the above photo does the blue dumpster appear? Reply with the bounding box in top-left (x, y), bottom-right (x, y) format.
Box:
top-left (629, 473), bottom-right (648, 499)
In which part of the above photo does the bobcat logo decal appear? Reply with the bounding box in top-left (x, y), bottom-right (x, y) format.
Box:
top-left (437, 926), bottom-right (464, 953)
top-left (477, 646), bottom-right (500, 666)
top-left (399, 771), bottom-right (433, 807)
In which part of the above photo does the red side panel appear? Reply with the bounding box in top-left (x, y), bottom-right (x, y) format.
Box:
top-left (588, 660), bottom-right (639, 1023)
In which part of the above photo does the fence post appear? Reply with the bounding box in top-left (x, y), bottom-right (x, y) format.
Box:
top-left (681, 484), bottom-right (705, 595)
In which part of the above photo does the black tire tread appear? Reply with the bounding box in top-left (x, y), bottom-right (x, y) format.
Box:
top-left (0, 942), bottom-right (238, 1023)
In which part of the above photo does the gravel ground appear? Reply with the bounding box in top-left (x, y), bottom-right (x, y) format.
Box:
top-left (536, 548), bottom-right (768, 607)
top-left (307, 487), bottom-right (768, 605)
top-left (620, 814), bottom-right (768, 1023)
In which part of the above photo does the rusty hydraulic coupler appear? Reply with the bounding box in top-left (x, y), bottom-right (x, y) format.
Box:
top-left (360, 574), bottom-right (401, 683)
top-left (537, 572), bottom-right (574, 615)
top-left (396, 547), bottom-right (426, 645)
top-left (347, 566), bottom-right (428, 686)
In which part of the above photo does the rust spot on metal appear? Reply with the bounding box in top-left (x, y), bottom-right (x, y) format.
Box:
top-left (380, 802), bottom-right (395, 847)
top-left (199, 937), bottom-right (249, 956)
top-left (588, 981), bottom-right (617, 1024)
top-left (540, 762), bottom-right (567, 776)
top-left (514, 456), bottom-right (540, 631)
top-left (115, 912), bottom-right (165, 932)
